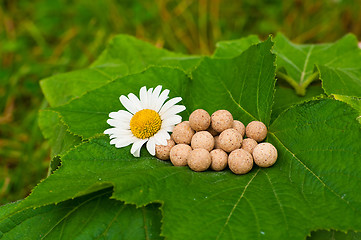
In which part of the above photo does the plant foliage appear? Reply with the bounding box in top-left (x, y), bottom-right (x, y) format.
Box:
top-left (1, 34), bottom-right (361, 239)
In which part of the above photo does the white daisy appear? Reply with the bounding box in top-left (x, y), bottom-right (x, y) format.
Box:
top-left (104, 85), bottom-right (186, 157)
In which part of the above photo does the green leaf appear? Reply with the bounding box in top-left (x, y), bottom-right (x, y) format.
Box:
top-left (5, 100), bottom-right (361, 240)
top-left (274, 33), bottom-right (361, 96)
top-left (10, 35), bottom-right (361, 240)
top-left (40, 35), bottom-right (201, 108)
top-left (271, 84), bottom-right (324, 121)
top-left (38, 109), bottom-right (82, 159)
top-left (0, 189), bottom-right (163, 240)
top-left (40, 68), bottom-right (112, 107)
top-left (91, 34), bottom-right (188, 78)
top-left (308, 230), bottom-right (361, 240)
top-left (54, 38), bottom-right (276, 140)
top-left (333, 95), bottom-right (361, 124)
top-left (54, 67), bottom-right (191, 139)
top-left (190, 37), bottom-right (276, 125)
top-left (212, 35), bottom-right (260, 58)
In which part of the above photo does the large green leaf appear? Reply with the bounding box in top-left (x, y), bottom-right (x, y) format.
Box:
top-left (40, 35), bottom-right (202, 108)
top-left (0, 189), bottom-right (163, 240)
top-left (3, 99), bottom-right (361, 240)
top-left (333, 95), bottom-right (361, 124)
top-left (271, 84), bottom-right (324, 121)
top-left (53, 67), bottom-right (191, 139)
top-left (273, 33), bottom-right (361, 96)
top-left (54, 38), bottom-right (275, 139)
top-left (212, 35), bottom-right (260, 58)
top-left (3, 35), bottom-right (361, 239)
top-left (118, 227), bottom-right (359, 240)
top-left (91, 34), bottom-right (195, 78)
top-left (308, 230), bottom-right (361, 240)
top-left (38, 110), bottom-right (82, 159)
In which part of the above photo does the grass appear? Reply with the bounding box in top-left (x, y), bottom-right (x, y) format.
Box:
top-left (0, 0), bottom-right (360, 205)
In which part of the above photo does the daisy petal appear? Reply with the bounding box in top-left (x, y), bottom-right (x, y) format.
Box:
top-left (152, 85), bottom-right (162, 103)
top-left (120, 95), bottom-right (138, 114)
top-left (147, 88), bottom-right (154, 110)
top-left (146, 137), bottom-right (156, 156)
top-left (115, 136), bottom-right (137, 148)
top-left (127, 93), bottom-right (143, 111)
top-left (111, 136), bottom-right (135, 148)
top-left (159, 97), bottom-right (182, 115)
top-left (109, 110), bottom-right (133, 121)
top-left (155, 89), bottom-right (170, 112)
top-left (162, 125), bottom-right (175, 132)
top-left (153, 131), bottom-right (168, 146)
top-left (160, 105), bottom-right (186, 120)
top-left (104, 128), bottom-right (131, 135)
top-left (109, 131), bottom-right (134, 140)
top-left (157, 129), bottom-right (171, 140)
top-left (131, 139), bottom-right (147, 157)
top-left (133, 147), bottom-right (141, 158)
top-left (162, 115), bottom-right (182, 127)
top-left (107, 119), bottom-right (130, 129)
top-left (139, 86), bottom-right (148, 109)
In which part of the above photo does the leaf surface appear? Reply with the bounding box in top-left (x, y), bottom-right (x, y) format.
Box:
top-left (40, 34), bottom-right (201, 108)
top-left (271, 84), bottom-right (324, 121)
top-left (274, 33), bottom-right (361, 96)
top-left (0, 189), bottom-right (162, 240)
top-left (53, 38), bottom-right (275, 139)
top-left (4, 99), bottom-right (361, 240)
top-left (38, 110), bottom-right (82, 159)
top-left (212, 35), bottom-right (260, 58)
top-left (6, 35), bottom-right (361, 240)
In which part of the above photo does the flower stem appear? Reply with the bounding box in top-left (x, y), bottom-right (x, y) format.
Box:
top-left (276, 71), bottom-right (305, 96)
top-left (276, 71), bottom-right (319, 96)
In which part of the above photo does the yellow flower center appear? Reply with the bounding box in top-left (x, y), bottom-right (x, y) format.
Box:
top-left (130, 109), bottom-right (162, 139)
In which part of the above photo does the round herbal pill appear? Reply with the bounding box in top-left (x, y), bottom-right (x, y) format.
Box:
top-left (188, 148), bottom-right (212, 172)
top-left (233, 120), bottom-right (246, 137)
top-left (155, 138), bottom-right (176, 160)
top-left (189, 109), bottom-right (211, 131)
top-left (170, 144), bottom-right (192, 166)
top-left (245, 121), bottom-right (267, 142)
top-left (219, 128), bottom-right (243, 153)
top-left (171, 121), bottom-right (195, 144)
top-left (211, 110), bottom-right (233, 133)
top-left (228, 149), bottom-right (253, 175)
top-left (210, 149), bottom-right (228, 171)
top-left (252, 142), bottom-right (278, 167)
top-left (191, 131), bottom-right (214, 152)
top-left (241, 138), bottom-right (258, 154)
top-left (214, 135), bottom-right (221, 149)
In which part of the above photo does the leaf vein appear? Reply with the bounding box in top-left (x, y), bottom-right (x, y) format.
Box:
top-left (270, 133), bottom-right (357, 212)
top-left (220, 81), bottom-right (257, 121)
top-left (216, 169), bottom-right (260, 240)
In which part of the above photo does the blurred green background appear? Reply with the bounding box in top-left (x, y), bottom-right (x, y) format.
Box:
top-left (0, 0), bottom-right (361, 205)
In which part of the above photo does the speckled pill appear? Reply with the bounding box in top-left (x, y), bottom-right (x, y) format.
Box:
top-left (189, 109), bottom-right (211, 131)
top-left (241, 138), bottom-right (258, 154)
top-left (155, 138), bottom-right (176, 160)
top-left (252, 142), bottom-right (278, 167)
top-left (207, 125), bottom-right (219, 137)
top-left (211, 110), bottom-right (234, 133)
top-left (246, 121), bottom-right (268, 142)
top-left (210, 149), bottom-right (228, 171)
top-left (171, 121), bottom-right (195, 144)
top-left (214, 135), bottom-right (221, 149)
top-left (228, 149), bottom-right (253, 175)
top-left (219, 128), bottom-right (243, 153)
top-left (188, 148), bottom-right (211, 172)
top-left (191, 131), bottom-right (214, 152)
top-left (233, 120), bottom-right (246, 137)
top-left (170, 144), bottom-right (192, 166)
